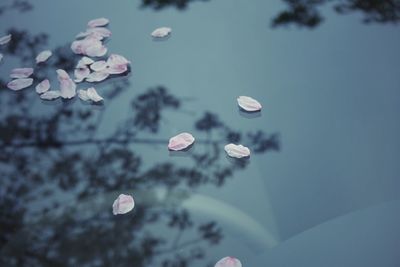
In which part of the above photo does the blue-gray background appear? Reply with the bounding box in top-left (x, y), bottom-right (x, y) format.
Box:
top-left (1, 0), bottom-right (400, 266)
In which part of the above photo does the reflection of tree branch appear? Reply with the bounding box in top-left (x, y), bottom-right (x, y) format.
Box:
top-left (0, 138), bottom-right (224, 149)
top-left (154, 237), bottom-right (203, 255)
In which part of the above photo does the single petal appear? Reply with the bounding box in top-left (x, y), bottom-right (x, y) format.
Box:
top-left (0, 34), bottom-right (11, 45)
top-left (112, 194), bottom-right (135, 215)
top-left (215, 257), bottom-right (242, 267)
top-left (224, 144), bottom-right (251, 158)
top-left (85, 43), bottom-right (107, 57)
top-left (7, 78), bottom-right (33, 91)
top-left (88, 17), bottom-right (109, 28)
top-left (86, 70), bottom-right (109, 82)
top-left (36, 50), bottom-right (52, 64)
top-left (40, 90), bottom-right (61, 100)
top-left (151, 27), bottom-right (172, 38)
top-left (90, 60), bottom-right (107, 72)
top-left (86, 87), bottom-right (104, 102)
top-left (74, 67), bottom-right (90, 82)
top-left (76, 27), bottom-right (112, 40)
top-left (76, 56), bottom-right (94, 68)
top-left (35, 79), bottom-right (50, 94)
top-left (78, 89), bottom-right (90, 101)
top-left (57, 69), bottom-right (76, 99)
top-left (237, 96), bottom-right (262, 112)
top-left (10, 68), bottom-right (34, 79)
top-left (168, 132), bottom-right (195, 151)
top-left (106, 54), bottom-right (130, 74)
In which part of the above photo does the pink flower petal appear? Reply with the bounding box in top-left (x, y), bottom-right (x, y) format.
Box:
top-left (90, 60), bottom-right (107, 72)
top-left (237, 96), bottom-right (262, 112)
top-left (7, 78), bottom-right (34, 91)
top-left (76, 56), bottom-right (94, 68)
top-left (151, 27), bottom-right (172, 38)
top-left (40, 90), bottom-right (61, 100)
top-left (56, 69), bottom-right (76, 99)
top-left (74, 67), bottom-right (90, 83)
top-left (87, 87), bottom-right (104, 102)
top-left (86, 70), bottom-right (109, 82)
top-left (215, 257), bottom-right (242, 267)
top-left (224, 144), bottom-right (250, 158)
top-left (76, 27), bottom-right (111, 40)
top-left (0, 34), bottom-right (11, 45)
top-left (35, 79), bottom-right (50, 94)
top-left (71, 37), bottom-right (107, 57)
top-left (10, 68), bottom-right (34, 79)
top-left (168, 132), bottom-right (195, 151)
top-left (106, 54), bottom-right (130, 75)
top-left (36, 50), bottom-right (52, 64)
top-left (112, 194), bottom-right (135, 215)
top-left (88, 17), bottom-right (109, 28)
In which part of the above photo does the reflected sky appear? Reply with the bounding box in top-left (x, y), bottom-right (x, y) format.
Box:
top-left (1, 0), bottom-right (400, 266)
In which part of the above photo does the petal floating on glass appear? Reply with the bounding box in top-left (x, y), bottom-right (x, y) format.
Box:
top-left (76, 56), bottom-right (94, 68)
top-left (40, 90), bottom-right (61, 100)
top-left (7, 78), bottom-right (33, 91)
top-left (10, 68), bottom-right (34, 79)
top-left (237, 96), bottom-right (262, 112)
top-left (107, 54), bottom-right (130, 75)
top-left (35, 79), bottom-right (50, 94)
top-left (88, 17), bottom-right (109, 28)
top-left (56, 69), bottom-right (76, 99)
top-left (0, 34), bottom-right (11, 45)
top-left (90, 60), bottom-right (107, 72)
top-left (87, 87), bottom-right (103, 102)
top-left (112, 194), bottom-right (135, 215)
top-left (86, 70), bottom-right (109, 82)
top-left (74, 67), bottom-right (90, 83)
top-left (215, 257), bottom-right (242, 267)
top-left (168, 132), bottom-right (195, 151)
top-left (36, 50), bottom-right (52, 64)
top-left (224, 144), bottom-right (251, 158)
top-left (78, 89), bottom-right (90, 101)
top-left (151, 27), bottom-right (172, 38)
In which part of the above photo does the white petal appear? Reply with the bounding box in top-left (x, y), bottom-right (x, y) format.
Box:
top-left (40, 90), bottom-right (61, 100)
top-left (76, 56), bottom-right (94, 68)
top-left (71, 38), bottom-right (107, 57)
top-left (76, 27), bottom-right (111, 40)
top-left (90, 60), bottom-right (107, 72)
top-left (35, 79), bottom-right (50, 94)
top-left (0, 34), bottom-right (11, 45)
top-left (215, 257), bottom-right (242, 267)
top-left (36, 50), bottom-right (52, 64)
top-left (86, 87), bottom-right (104, 102)
top-left (106, 54), bottom-right (130, 74)
top-left (112, 194), bottom-right (135, 215)
top-left (237, 96), bottom-right (262, 112)
top-left (74, 67), bottom-right (90, 83)
top-left (56, 69), bottom-right (76, 99)
top-left (7, 78), bottom-right (33, 91)
top-left (224, 144), bottom-right (251, 158)
top-left (86, 70), bottom-right (109, 82)
top-left (10, 68), bottom-right (34, 78)
top-left (0, 53), bottom-right (3, 63)
top-left (168, 132), bottom-right (195, 151)
top-left (151, 27), bottom-right (172, 38)
top-left (88, 17), bottom-right (109, 28)
top-left (78, 89), bottom-right (90, 101)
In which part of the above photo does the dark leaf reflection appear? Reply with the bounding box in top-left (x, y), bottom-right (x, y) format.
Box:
top-left (0, 28), bottom-right (280, 266)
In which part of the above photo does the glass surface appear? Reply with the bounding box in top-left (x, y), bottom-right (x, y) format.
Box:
top-left (1, 0), bottom-right (399, 266)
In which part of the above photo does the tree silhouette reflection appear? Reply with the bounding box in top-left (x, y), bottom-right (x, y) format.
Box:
top-left (0, 29), bottom-right (280, 266)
